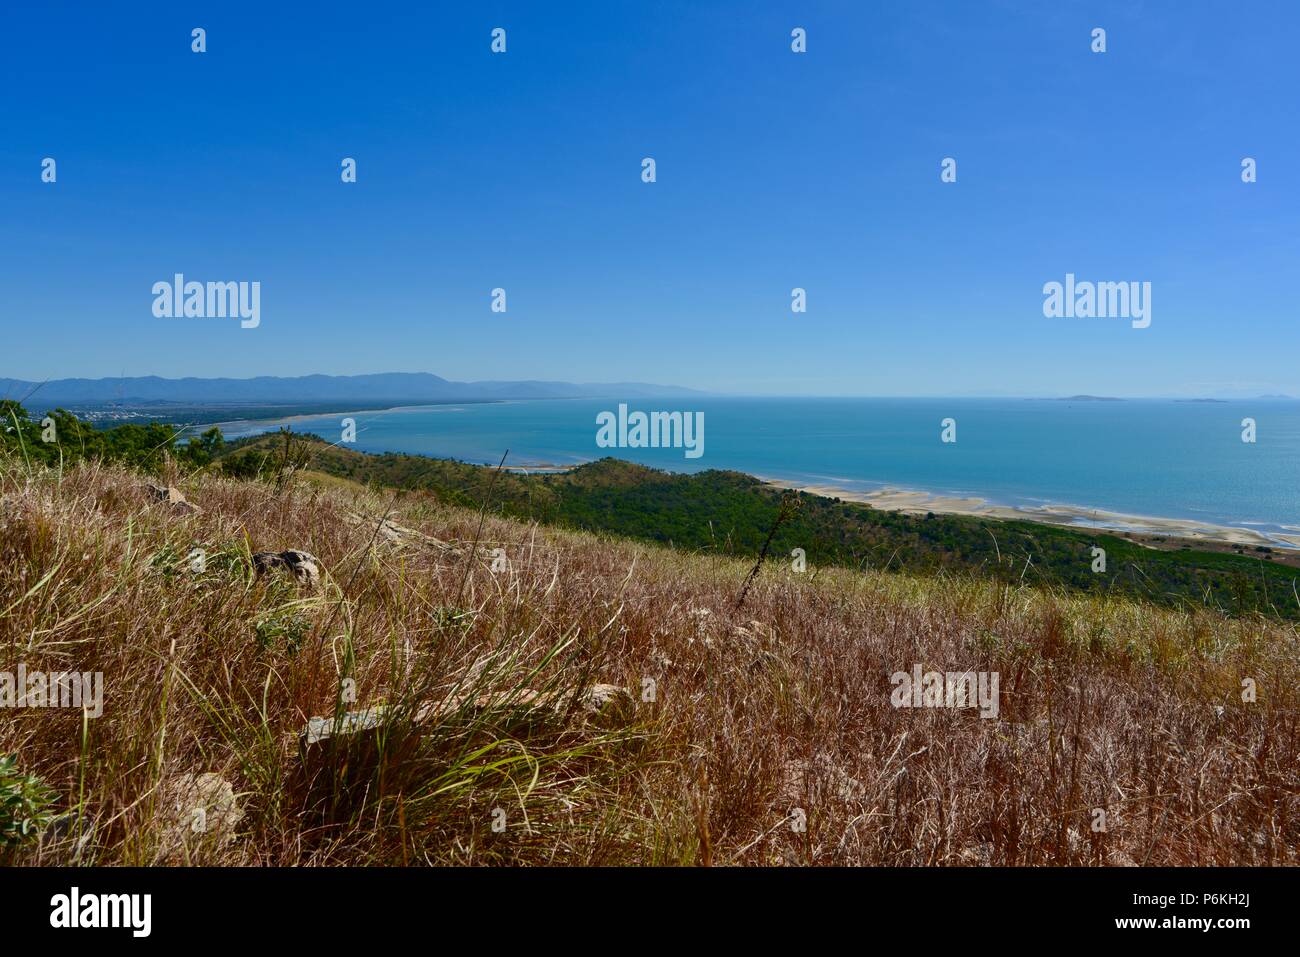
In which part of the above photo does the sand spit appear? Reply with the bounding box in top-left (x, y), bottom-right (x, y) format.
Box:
top-left (773, 482), bottom-right (1300, 551)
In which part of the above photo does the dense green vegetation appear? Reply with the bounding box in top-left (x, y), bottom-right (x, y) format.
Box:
top-left (0, 754), bottom-right (55, 852)
top-left (218, 431), bottom-right (1300, 621)
top-left (0, 401), bottom-right (223, 472)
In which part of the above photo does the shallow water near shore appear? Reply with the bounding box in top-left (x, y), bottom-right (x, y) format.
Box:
top-left (217, 397), bottom-right (1300, 546)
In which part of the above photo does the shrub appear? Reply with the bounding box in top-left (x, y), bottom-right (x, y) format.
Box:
top-left (0, 754), bottom-right (56, 849)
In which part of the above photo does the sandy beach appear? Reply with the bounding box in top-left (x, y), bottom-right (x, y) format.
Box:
top-left (501, 464), bottom-right (577, 473)
top-left (769, 481), bottom-right (1300, 551)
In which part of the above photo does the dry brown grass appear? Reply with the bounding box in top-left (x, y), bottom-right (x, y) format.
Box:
top-left (1, 456), bottom-right (1296, 865)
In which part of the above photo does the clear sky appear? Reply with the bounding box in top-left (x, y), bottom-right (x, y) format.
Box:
top-left (2, 1), bottom-right (1296, 397)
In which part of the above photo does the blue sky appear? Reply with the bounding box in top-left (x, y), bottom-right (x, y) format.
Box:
top-left (2, 1), bottom-right (1296, 397)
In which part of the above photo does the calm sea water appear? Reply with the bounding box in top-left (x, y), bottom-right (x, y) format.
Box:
top-left (218, 398), bottom-right (1300, 538)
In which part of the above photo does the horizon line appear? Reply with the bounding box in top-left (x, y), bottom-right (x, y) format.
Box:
top-left (2, 371), bottom-right (1295, 404)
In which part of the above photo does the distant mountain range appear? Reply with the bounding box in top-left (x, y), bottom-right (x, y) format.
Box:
top-left (1043, 393), bottom-right (1295, 402)
top-left (0, 373), bottom-right (708, 408)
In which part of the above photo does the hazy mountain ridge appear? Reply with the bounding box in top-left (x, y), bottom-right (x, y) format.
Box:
top-left (0, 373), bottom-right (708, 407)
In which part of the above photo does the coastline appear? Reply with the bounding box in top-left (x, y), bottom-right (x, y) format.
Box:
top-left (211, 405), bottom-right (1300, 554)
top-left (211, 402), bottom-right (479, 440)
top-left (765, 480), bottom-right (1300, 551)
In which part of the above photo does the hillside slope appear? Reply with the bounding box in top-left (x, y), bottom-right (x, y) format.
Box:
top-left (1, 454), bottom-right (1296, 865)
top-left (221, 433), bottom-right (1300, 620)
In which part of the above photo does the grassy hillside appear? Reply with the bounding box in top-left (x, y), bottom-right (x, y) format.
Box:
top-left (1, 446), bottom-right (1296, 865)
top-left (220, 432), bottom-right (1300, 622)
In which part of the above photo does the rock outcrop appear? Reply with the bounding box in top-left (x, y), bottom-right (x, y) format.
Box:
top-left (343, 511), bottom-right (461, 555)
top-left (156, 772), bottom-right (243, 861)
top-left (252, 549), bottom-right (321, 587)
top-left (145, 484), bottom-right (200, 515)
top-left (300, 682), bottom-right (635, 749)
